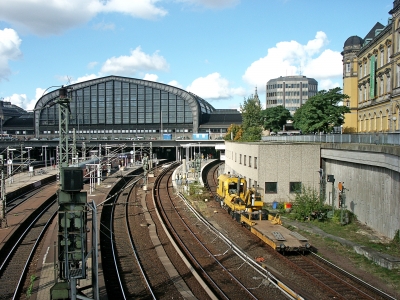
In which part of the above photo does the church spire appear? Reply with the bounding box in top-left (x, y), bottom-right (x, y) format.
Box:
top-left (253, 86), bottom-right (260, 105)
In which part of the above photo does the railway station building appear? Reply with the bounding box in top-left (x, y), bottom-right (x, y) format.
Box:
top-left (33, 75), bottom-right (241, 140)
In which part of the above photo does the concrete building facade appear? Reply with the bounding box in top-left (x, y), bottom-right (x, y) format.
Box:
top-left (223, 141), bottom-right (321, 203)
top-left (265, 75), bottom-right (318, 114)
top-left (223, 141), bottom-right (399, 239)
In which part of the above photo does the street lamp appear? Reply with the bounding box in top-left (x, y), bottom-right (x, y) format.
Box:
top-left (198, 142), bottom-right (201, 158)
top-left (25, 147), bottom-right (32, 176)
top-left (105, 145), bottom-right (111, 175)
top-left (42, 145), bottom-right (48, 170)
top-left (7, 147), bottom-right (16, 184)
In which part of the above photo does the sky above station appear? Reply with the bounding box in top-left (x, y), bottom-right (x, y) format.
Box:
top-left (0, 0), bottom-right (394, 111)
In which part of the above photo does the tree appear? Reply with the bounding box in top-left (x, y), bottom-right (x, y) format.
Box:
top-left (262, 106), bottom-right (292, 133)
top-left (224, 124), bottom-right (243, 141)
top-left (293, 87), bottom-right (350, 134)
top-left (239, 94), bottom-right (263, 141)
top-left (240, 126), bottom-right (263, 142)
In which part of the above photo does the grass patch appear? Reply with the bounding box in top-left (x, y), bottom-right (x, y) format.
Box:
top-left (26, 275), bottom-right (37, 298)
top-left (300, 218), bottom-right (400, 258)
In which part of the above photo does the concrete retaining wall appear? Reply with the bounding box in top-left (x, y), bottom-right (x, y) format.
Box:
top-left (322, 145), bottom-right (400, 239)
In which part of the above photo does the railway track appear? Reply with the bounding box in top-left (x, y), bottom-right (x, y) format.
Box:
top-left (101, 165), bottom-right (197, 299)
top-left (6, 181), bottom-right (57, 213)
top-left (0, 199), bottom-right (57, 300)
top-left (203, 162), bottom-right (398, 300)
top-left (154, 164), bottom-right (285, 299)
top-left (286, 252), bottom-right (396, 300)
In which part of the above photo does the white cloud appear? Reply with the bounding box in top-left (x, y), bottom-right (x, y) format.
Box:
top-left (187, 72), bottom-right (245, 100)
top-left (143, 73), bottom-right (158, 81)
top-left (0, 0), bottom-right (167, 35)
top-left (242, 31), bottom-right (342, 92)
top-left (87, 61), bottom-right (98, 69)
top-left (0, 28), bottom-right (22, 81)
top-left (73, 74), bottom-right (98, 83)
top-left (168, 80), bottom-right (183, 89)
top-left (101, 0), bottom-right (167, 19)
top-left (318, 79), bottom-right (341, 91)
top-left (177, 0), bottom-right (239, 9)
top-left (100, 46), bottom-right (169, 76)
top-left (4, 93), bottom-right (37, 110)
top-left (92, 21), bottom-right (115, 31)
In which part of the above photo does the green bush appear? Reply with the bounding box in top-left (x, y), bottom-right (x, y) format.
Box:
top-left (291, 186), bottom-right (322, 221)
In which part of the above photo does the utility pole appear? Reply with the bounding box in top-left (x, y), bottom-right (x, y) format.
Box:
top-left (0, 155), bottom-right (7, 228)
top-left (71, 128), bottom-right (77, 165)
top-left (327, 174), bottom-right (335, 218)
top-left (50, 86), bottom-right (97, 299)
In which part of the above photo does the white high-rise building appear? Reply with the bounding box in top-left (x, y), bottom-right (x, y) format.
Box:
top-left (265, 75), bottom-right (318, 114)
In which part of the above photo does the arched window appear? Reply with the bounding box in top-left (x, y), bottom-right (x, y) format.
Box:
top-left (363, 114), bottom-right (368, 132)
top-left (386, 109), bottom-right (390, 131)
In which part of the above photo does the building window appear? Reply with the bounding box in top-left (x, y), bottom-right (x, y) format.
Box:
top-left (254, 157), bottom-right (257, 169)
top-left (386, 74), bottom-right (391, 92)
top-left (244, 155), bottom-right (246, 166)
top-left (388, 46), bottom-right (391, 63)
top-left (235, 153), bottom-right (237, 162)
top-left (265, 182), bottom-right (277, 194)
top-left (289, 182), bottom-right (302, 193)
top-left (380, 49), bottom-right (384, 67)
top-left (345, 62), bottom-right (350, 73)
top-left (239, 154), bottom-right (242, 164)
top-left (397, 65), bottom-right (400, 87)
top-left (249, 156), bottom-right (251, 167)
top-left (380, 78), bottom-right (384, 96)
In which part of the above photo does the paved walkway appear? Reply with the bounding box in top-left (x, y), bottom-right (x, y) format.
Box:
top-left (5, 167), bottom-right (59, 194)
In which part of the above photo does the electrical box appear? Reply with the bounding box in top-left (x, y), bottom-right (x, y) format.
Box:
top-left (327, 174), bottom-right (335, 183)
top-left (62, 167), bottom-right (83, 191)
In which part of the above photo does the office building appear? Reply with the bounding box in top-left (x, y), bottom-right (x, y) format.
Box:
top-left (265, 75), bottom-right (318, 114)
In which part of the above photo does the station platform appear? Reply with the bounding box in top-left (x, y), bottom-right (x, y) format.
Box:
top-left (5, 167), bottom-right (59, 195)
top-left (172, 158), bottom-right (217, 191)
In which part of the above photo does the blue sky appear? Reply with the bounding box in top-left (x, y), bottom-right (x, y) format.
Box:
top-left (0, 0), bottom-right (394, 111)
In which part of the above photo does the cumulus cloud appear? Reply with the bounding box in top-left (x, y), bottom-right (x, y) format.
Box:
top-left (168, 80), bottom-right (183, 89)
top-left (143, 73), bottom-right (158, 81)
top-left (4, 93), bottom-right (36, 110)
top-left (92, 21), bottom-right (115, 31)
top-left (100, 46), bottom-right (169, 76)
top-left (0, 28), bottom-right (22, 81)
top-left (73, 74), bottom-right (99, 83)
top-left (187, 72), bottom-right (246, 100)
top-left (87, 61), bottom-right (98, 69)
top-left (177, 0), bottom-right (240, 9)
top-left (242, 31), bottom-right (342, 92)
top-left (0, 0), bottom-right (167, 35)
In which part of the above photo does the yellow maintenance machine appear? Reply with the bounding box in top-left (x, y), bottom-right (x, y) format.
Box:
top-left (217, 173), bottom-right (264, 214)
top-left (216, 173), bottom-right (311, 253)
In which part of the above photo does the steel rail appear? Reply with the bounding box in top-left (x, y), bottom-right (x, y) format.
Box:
top-left (124, 177), bottom-right (156, 299)
top-left (157, 167), bottom-right (259, 299)
top-left (310, 252), bottom-right (397, 300)
top-left (12, 202), bottom-right (57, 299)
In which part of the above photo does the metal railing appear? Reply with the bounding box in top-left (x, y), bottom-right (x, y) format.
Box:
top-left (261, 133), bottom-right (400, 146)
